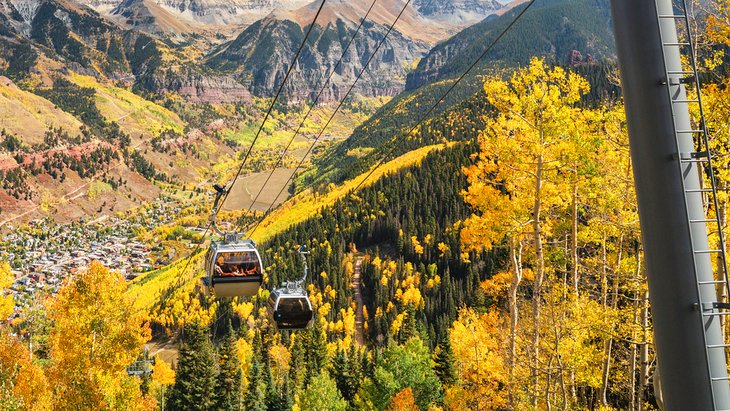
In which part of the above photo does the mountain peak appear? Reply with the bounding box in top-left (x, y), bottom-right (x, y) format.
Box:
top-left (415, 0), bottom-right (504, 23)
top-left (271, 0), bottom-right (448, 44)
top-left (77, 0), bottom-right (313, 27)
top-left (110, 0), bottom-right (197, 35)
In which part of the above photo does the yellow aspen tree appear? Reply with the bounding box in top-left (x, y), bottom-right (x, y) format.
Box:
top-left (463, 57), bottom-right (590, 406)
top-left (0, 261), bottom-right (14, 320)
top-left (708, 0), bottom-right (730, 46)
top-left (536, 284), bottom-right (616, 409)
top-left (388, 387), bottom-right (419, 411)
top-left (269, 343), bottom-right (292, 388)
top-left (589, 105), bottom-right (642, 407)
top-left (150, 359), bottom-right (175, 410)
top-left (447, 308), bottom-right (507, 410)
top-left (0, 330), bottom-right (51, 410)
top-left (48, 261), bottom-right (153, 410)
top-left (698, 81), bottom-right (730, 319)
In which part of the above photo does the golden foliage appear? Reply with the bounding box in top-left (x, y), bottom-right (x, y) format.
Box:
top-left (0, 78), bottom-right (83, 145)
top-left (462, 57), bottom-right (590, 253)
top-left (47, 262), bottom-right (154, 410)
top-left (69, 73), bottom-right (184, 136)
top-left (126, 253), bottom-right (203, 313)
top-left (708, 0), bottom-right (730, 46)
top-left (0, 330), bottom-right (52, 410)
top-left (237, 338), bottom-right (254, 389)
top-left (269, 343), bottom-right (291, 387)
top-left (448, 308), bottom-right (507, 410)
top-left (389, 387), bottom-right (419, 411)
top-left (0, 261), bottom-right (14, 320)
top-left (253, 144), bottom-right (450, 243)
top-left (152, 358), bottom-right (175, 386)
top-left (148, 358), bottom-right (175, 406)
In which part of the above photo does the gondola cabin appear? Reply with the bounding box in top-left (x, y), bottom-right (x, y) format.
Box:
top-left (205, 235), bottom-right (263, 298)
top-left (268, 284), bottom-right (314, 330)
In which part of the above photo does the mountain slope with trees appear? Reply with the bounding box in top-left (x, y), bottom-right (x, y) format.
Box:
top-left (302, 0), bottom-right (619, 189)
top-left (406, 0), bottom-right (615, 89)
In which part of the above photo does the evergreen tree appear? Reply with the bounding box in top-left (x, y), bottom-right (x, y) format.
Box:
top-left (243, 358), bottom-right (266, 411)
top-left (305, 320), bottom-right (328, 383)
top-left (330, 348), bottom-right (352, 401)
top-left (215, 323), bottom-right (242, 411)
top-left (263, 355), bottom-right (277, 410)
top-left (267, 375), bottom-right (293, 411)
top-left (396, 308), bottom-right (418, 345)
top-left (433, 331), bottom-right (457, 386)
top-left (330, 347), bottom-right (363, 402)
top-left (349, 345), bottom-right (364, 394)
top-left (168, 323), bottom-right (218, 411)
top-left (288, 333), bottom-right (307, 393)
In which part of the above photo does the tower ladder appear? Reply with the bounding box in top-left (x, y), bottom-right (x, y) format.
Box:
top-left (656, 0), bottom-right (730, 407)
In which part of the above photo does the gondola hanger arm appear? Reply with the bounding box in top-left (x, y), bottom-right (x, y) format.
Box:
top-left (211, 183), bottom-right (232, 237)
top-left (296, 245), bottom-right (310, 287)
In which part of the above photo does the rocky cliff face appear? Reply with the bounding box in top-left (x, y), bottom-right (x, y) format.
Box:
top-left (206, 12), bottom-right (429, 103)
top-left (152, 0), bottom-right (279, 25)
top-left (77, 0), bottom-right (117, 12)
top-left (149, 70), bottom-right (253, 103)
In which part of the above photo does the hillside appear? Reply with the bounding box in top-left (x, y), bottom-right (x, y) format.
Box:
top-left (0, 0), bottom-right (252, 103)
top-left (0, 0), bottom-right (268, 225)
top-left (252, 143), bottom-right (448, 243)
top-left (126, 143), bottom-right (446, 310)
top-left (0, 76), bottom-right (83, 145)
top-left (303, 0), bottom-right (618, 188)
top-left (407, 0), bottom-right (615, 89)
top-left (0, 58), bottom-right (238, 225)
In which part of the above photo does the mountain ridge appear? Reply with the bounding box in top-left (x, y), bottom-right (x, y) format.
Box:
top-left (205, 7), bottom-right (431, 102)
top-left (78, 0), bottom-right (312, 27)
top-left (406, 0), bottom-right (615, 90)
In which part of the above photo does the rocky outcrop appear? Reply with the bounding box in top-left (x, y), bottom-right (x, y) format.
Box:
top-left (4, 0), bottom-right (40, 34)
top-left (78, 0), bottom-right (118, 12)
top-left (161, 73), bottom-right (252, 103)
top-left (8, 0), bottom-right (41, 22)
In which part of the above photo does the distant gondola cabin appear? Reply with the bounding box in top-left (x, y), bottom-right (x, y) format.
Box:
top-left (268, 285), bottom-right (314, 330)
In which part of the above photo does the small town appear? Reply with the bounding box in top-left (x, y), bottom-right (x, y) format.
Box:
top-left (1, 197), bottom-right (200, 318)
